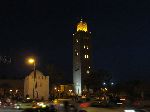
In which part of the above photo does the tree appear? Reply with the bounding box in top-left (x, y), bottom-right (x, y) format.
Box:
top-left (125, 80), bottom-right (143, 100)
top-left (88, 69), bottom-right (112, 92)
top-left (43, 64), bottom-right (65, 93)
top-left (113, 80), bottom-right (144, 101)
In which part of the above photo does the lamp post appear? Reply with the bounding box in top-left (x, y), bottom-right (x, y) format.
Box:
top-left (28, 58), bottom-right (36, 99)
top-left (28, 58), bottom-right (36, 71)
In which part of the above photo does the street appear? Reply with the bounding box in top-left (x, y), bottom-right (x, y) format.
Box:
top-left (83, 107), bottom-right (124, 112)
top-left (0, 108), bottom-right (124, 112)
top-left (0, 107), bottom-right (150, 112)
top-left (0, 108), bottom-right (23, 112)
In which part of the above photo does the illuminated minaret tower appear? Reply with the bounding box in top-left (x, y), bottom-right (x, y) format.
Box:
top-left (73, 20), bottom-right (92, 95)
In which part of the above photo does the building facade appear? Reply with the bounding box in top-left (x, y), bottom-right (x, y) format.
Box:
top-left (24, 70), bottom-right (49, 100)
top-left (73, 20), bottom-right (92, 95)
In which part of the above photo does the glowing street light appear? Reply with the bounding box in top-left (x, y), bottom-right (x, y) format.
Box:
top-left (104, 88), bottom-right (108, 91)
top-left (69, 90), bottom-right (72, 92)
top-left (27, 57), bottom-right (36, 72)
top-left (16, 90), bottom-right (18, 93)
top-left (111, 82), bottom-right (114, 86)
top-left (28, 58), bottom-right (35, 64)
top-left (103, 82), bottom-right (106, 86)
top-left (28, 58), bottom-right (36, 70)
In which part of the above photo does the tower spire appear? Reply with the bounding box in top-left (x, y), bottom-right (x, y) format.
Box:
top-left (77, 19), bottom-right (88, 32)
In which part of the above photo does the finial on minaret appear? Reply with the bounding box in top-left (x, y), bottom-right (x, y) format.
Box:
top-left (77, 18), bottom-right (88, 32)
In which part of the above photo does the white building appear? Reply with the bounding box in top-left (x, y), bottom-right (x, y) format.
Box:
top-left (24, 70), bottom-right (49, 100)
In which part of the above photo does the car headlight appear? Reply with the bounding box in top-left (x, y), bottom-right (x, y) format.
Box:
top-left (124, 110), bottom-right (135, 112)
top-left (16, 106), bottom-right (20, 109)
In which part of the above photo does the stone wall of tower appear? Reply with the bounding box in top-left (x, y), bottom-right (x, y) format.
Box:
top-left (73, 32), bottom-right (82, 95)
top-left (80, 32), bottom-right (92, 90)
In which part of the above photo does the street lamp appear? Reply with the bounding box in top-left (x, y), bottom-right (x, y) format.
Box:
top-left (28, 58), bottom-right (36, 70)
top-left (27, 58), bottom-right (36, 99)
top-left (111, 82), bottom-right (114, 86)
top-left (9, 90), bottom-right (12, 92)
top-left (69, 90), bottom-right (72, 93)
top-left (104, 88), bottom-right (108, 91)
top-left (102, 82), bottom-right (106, 86)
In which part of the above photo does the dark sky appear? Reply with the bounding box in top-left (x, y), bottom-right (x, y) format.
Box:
top-left (0, 0), bottom-right (150, 82)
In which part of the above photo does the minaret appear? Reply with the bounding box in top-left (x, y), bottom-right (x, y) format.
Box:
top-left (73, 20), bottom-right (92, 95)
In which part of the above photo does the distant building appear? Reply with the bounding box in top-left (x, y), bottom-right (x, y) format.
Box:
top-left (24, 70), bottom-right (49, 100)
top-left (73, 19), bottom-right (92, 95)
top-left (59, 84), bottom-right (73, 93)
top-left (0, 79), bottom-right (24, 97)
top-left (51, 84), bottom-right (74, 98)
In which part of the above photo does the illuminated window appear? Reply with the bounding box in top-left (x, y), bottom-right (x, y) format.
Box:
top-left (86, 70), bottom-right (90, 74)
top-left (84, 55), bottom-right (89, 58)
top-left (87, 55), bottom-right (89, 58)
top-left (84, 45), bottom-right (85, 49)
top-left (76, 39), bottom-right (78, 42)
top-left (77, 52), bottom-right (78, 55)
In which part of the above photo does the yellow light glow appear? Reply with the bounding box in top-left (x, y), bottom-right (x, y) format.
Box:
top-left (53, 99), bottom-right (58, 104)
top-left (77, 20), bottom-right (88, 32)
top-left (102, 97), bottom-right (105, 100)
top-left (27, 97), bottom-right (30, 100)
top-left (86, 70), bottom-right (90, 74)
top-left (76, 39), bottom-right (78, 42)
top-left (69, 89), bottom-right (72, 92)
top-left (41, 104), bottom-right (46, 108)
top-left (120, 98), bottom-right (126, 101)
top-left (28, 58), bottom-right (35, 64)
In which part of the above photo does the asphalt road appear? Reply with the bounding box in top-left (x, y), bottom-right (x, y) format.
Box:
top-left (82, 107), bottom-right (124, 112)
top-left (0, 108), bottom-right (123, 112)
top-left (0, 108), bottom-right (23, 112)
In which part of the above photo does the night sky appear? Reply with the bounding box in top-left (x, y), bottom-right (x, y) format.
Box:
top-left (0, 0), bottom-right (150, 82)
